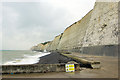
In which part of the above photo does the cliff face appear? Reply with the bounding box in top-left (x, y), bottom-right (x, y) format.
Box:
top-left (31, 2), bottom-right (119, 56)
top-left (57, 10), bottom-right (93, 51)
top-left (82, 2), bottom-right (118, 47)
top-left (31, 41), bottom-right (51, 51)
top-left (47, 34), bottom-right (63, 51)
top-left (31, 43), bottom-right (43, 51)
top-left (80, 2), bottom-right (119, 56)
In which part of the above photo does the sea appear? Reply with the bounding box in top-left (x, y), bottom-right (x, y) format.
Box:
top-left (1, 50), bottom-right (50, 65)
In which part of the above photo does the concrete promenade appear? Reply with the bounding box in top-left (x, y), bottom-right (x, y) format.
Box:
top-left (2, 52), bottom-right (118, 78)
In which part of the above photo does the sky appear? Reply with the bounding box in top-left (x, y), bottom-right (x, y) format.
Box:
top-left (1, 0), bottom-right (96, 50)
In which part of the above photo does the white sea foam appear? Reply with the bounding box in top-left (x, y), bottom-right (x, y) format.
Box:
top-left (3, 52), bottom-right (50, 65)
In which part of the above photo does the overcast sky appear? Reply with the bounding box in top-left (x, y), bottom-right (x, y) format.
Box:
top-left (1, 0), bottom-right (96, 50)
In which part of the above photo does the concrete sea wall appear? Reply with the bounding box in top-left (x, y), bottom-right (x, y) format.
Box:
top-left (31, 2), bottom-right (119, 56)
top-left (2, 64), bottom-right (80, 74)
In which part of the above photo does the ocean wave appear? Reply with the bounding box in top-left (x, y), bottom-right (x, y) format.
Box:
top-left (3, 52), bottom-right (50, 65)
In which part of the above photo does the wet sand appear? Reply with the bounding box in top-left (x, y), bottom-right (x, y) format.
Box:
top-left (2, 52), bottom-right (119, 78)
